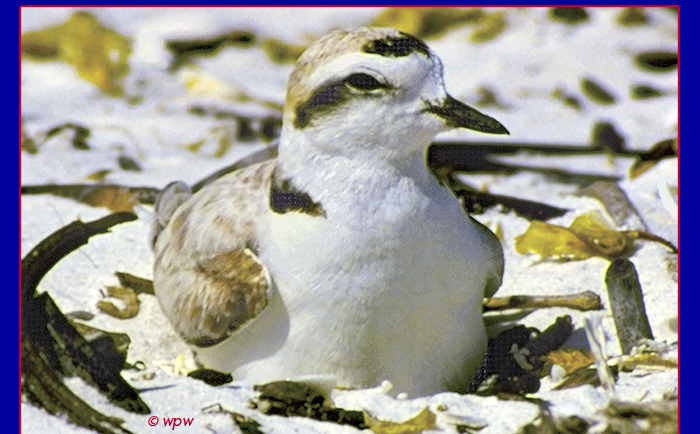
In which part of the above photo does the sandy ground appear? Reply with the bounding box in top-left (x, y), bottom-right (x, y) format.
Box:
top-left (21, 7), bottom-right (678, 433)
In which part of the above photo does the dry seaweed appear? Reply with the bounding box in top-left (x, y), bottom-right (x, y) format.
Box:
top-left (187, 368), bottom-right (233, 386)
top-left (371, 7), bottom-right (486, 39)
top-left (617, 7), bottom-right (648, 26)
top-left (23, 136), bottom-right (665, 223)
top-left (427, 142), bottom-right (630, 184)
top-left (542, 349), bottom-right (595, 377)
top-left (549, 8), bottom-right (589, 24)
top-left (603, 399), bottom-right (677, 434)
top-left (366, 407), bottom-right (436, 434)
top-left (634, 51), bottom-right (678, 72)
top-left (22, 123), bottom-right (38, 154)
top-left (475, 86), bottom-right (508, 109)
top-left (45, 123), bottom-right (92, 150)
top-left (618, 353), bottom-right (678, 371)
top-left (86, 170), bottom-right (112, 182)
top-left (552, 88), bottom-right (582, 110)
top-left (515, 211), bottom-right (677, 260)
top-left (470, 11), bottom-right (507, 43)
top-left (629, 138), bottom-right (677, 178)
top-left (582, 78), bottom-right (616, 105)
top-left (21, 339), bottom-right (135, 434)
top-left (118, 155), bottom-right (142, 172)
top-left (21, 212), bottom-right (147, 434)
top-left (469, 316), bottom-right (573, 395)
top-left (202, 406), bottom-right (265, 434)
top-left (253, 381), bottom-right (368, 430)
top-left (591, 122), bottom-right (625, 153)
top-left (457, 188), bottom-right (568, 221)
top-left (22, 12), bottom-right (131, 96)
top-left (166, 31), bottom-right (255, 70)
top-left (605, 259), bottom-right (654, 354)
top-left (97, 286), bottom-right (140, 319)
top-left (261, 38), bottom-right (306, 64)
top-left (115, 272), bottom-right (155, 295)
top-left (631, 84), bottom-right (664, 99)
top-left (21, 184), bottom-right (159, 207)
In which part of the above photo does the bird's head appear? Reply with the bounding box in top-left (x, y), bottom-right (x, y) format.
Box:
top-left (281, 27), bottom-right (508, 162)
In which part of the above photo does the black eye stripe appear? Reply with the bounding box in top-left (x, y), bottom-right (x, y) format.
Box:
top-left (306, 83), bottom-right (344, 111)
top-left (344, 73), bottom-right (387, 91)
top-left (294, 82), bottom-right (345, 128)
top-left (294, 73), bottom-right (390, 128)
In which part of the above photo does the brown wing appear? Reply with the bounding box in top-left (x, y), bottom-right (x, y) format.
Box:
top-left (160, 248), bottom-right (270, 347)
top-left (152, 161), bottom-right (275, 347)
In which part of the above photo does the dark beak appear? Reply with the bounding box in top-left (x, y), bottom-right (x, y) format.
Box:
top-left (426, 95), bottom-right (509, 135)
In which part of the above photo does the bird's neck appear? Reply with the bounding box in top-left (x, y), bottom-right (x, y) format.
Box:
top-left (276, 127), bottom-right (438, 198)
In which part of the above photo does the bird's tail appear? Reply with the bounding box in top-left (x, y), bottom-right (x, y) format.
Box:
top-left (150, 181), bottom-right (192, 250)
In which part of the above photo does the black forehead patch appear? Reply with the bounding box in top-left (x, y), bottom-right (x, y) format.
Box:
top-left (363, 32), bottom-right (431, 58)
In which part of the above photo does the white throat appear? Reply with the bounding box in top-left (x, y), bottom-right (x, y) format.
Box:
top-left (276, 121), bottom-right (441, 209)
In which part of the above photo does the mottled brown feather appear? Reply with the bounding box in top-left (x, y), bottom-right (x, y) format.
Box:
top-left (153, 161), bottom-right (275, 348)
top-left (174, 248), bottom-right (269, 347)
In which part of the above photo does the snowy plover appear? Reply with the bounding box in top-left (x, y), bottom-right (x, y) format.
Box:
top-left (152, 27), bottom-right (507, 396)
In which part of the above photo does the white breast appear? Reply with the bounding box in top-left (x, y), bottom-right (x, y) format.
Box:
top-left (237, 165), bottom-right (491, 396)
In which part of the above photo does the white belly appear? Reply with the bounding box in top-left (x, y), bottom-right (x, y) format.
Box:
top-left (197, 177), bottom-right (490, 396)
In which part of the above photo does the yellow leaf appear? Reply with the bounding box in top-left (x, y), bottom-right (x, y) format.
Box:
top-left (86, 169), bottom-right (112, 181)
top-left (371, 7), bottom-right (486, 39)
top-left (568, 211), bottom-right (632, 257)
top-left (261, 38), bottom-right (307, 64)
top-left (470, 11), bottom-right (507, 43)
top-left (542, 348), bottom-right (595, 375)
top-left (22, 12), bottom-right (131, 96)
top-left (515, 211), bottom-right (636, 260)
top-left (515, 220), bottom-right (598, 260)
top-left (97, 286), bottom-right (140, 319)
top-left (366, 407), bottom-right (436, 434)
top-left (180, 70), bottom-right (252, 102)
top-left (182, 70), bottom-right (235, 96)
top-left (185, 139), bottom-right (206, 153)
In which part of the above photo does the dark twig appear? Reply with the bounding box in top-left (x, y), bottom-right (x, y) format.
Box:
top-left (22, 139), bottom-right (650, 221)
top-left (630, 231), bottom-right (678, 254)
top-left (115, 272), bottom-right (155, 295)
top-left (22, 212), bottom-right (138, 300)
top-left (21, 184), bottom-right (160, 205)
top-left (440, 169), bottom-right (568, 220)
top-left (483, 291), bottom-right (603, 312)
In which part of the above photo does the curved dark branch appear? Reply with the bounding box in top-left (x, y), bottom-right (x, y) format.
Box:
top-left (21, 212), bottom-right (147, 434)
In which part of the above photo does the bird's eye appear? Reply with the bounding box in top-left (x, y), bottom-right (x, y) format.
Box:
top-left (344, 73), bottom-right (388, 91)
